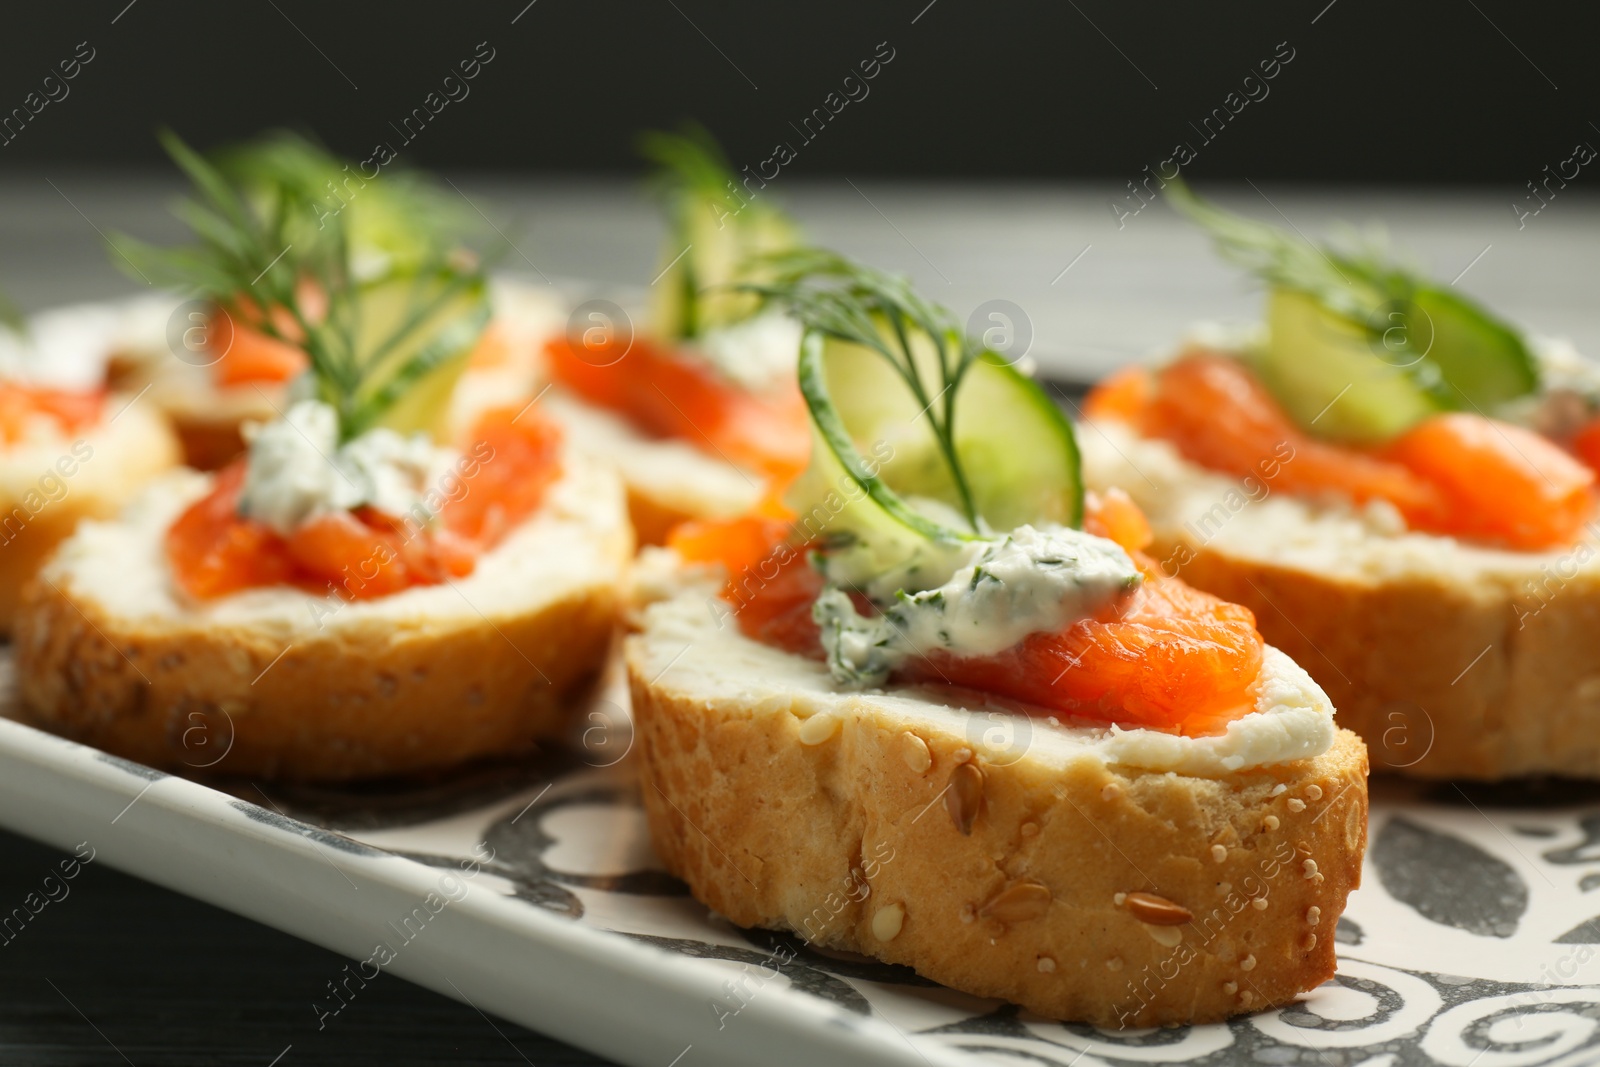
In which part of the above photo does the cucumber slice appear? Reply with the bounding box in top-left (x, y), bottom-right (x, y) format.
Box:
top-left (340, 269), bottom-right (490, 441)
top-left (1406, 284), bottom-right (1538, 409)
top-left (789, 324), bottom-right (1083, 589)
top-left (1258, 288), bottom-right (1441, 444)
top-left (1259, 285), bottom-right (1540, 444)
top-left (649, 199), bottom-right (799, 340)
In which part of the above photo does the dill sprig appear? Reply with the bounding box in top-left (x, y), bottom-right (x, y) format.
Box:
top-left (1164, 177), bottom-right (1400, 323)
top-left (639, 124), bottom-right (800, 341)
top-left (108, 129), bottom-right (488, 441)
top-left (1164, 178), bottom-right (1537, 409)
top-left (213, 130), bottom-right (479, 278)
top-left (748, 248), bottom-right (984, 531)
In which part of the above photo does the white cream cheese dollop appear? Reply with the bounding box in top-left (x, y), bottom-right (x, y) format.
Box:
top-left (239, 399), bottom-right (459, 536)
top-left (814, 523), bottom-right (1142, 686)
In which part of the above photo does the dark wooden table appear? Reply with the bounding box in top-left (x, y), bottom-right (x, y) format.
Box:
top-left (0, 827), bottom-right (612, 1066)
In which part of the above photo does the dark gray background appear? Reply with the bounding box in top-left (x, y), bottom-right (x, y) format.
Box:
top-left (0, 0), bottom-right (1594, 183)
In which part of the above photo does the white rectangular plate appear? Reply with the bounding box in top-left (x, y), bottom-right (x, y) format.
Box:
top-left (3, 653), bottom-right (1598, 1067)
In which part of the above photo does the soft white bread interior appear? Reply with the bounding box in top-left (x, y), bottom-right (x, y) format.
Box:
top-left (545, 391), bottom-right (762, 545)
top-left (626, 556), bottom-right (1369, 1027)
top-left (15, 454), bottom-right (632, 780)
top-left (0, 398), bottom-right (180, 634)
top-left (1080, 417), bottom-right (1600, 780)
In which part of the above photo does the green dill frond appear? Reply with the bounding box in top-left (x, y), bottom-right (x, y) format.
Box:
top-left (1163, 177), bottom-right (1400, 323)
top-left (749, 248), bottom-right (983, 529)
top-left (107, 129), bottom-right (489, 442)
top-left (1165, 178), bottom-right (1537, 416)
top-left (639, 124), bottom-right (801, 340)
top-left (213, 130), bottom-right (478, 278)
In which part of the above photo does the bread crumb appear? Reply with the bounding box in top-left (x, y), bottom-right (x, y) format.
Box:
top-left (798, 713), bottom-right (840, 745)
top-left (1270, 784), bottom-right (1287, 796)
top-left (900, 732), bottom-right (932, 774)
top-left (1305, 784), bottom-right (1323, 801)
top-left (1263, 815), bottom-right (1280, 830)
top-left (1287, 798), bottom-right (1307, 813)
top-left (1222, 981), bottom-right (1238, 995)
top-left (1210, 844), bottom-right (1228, 863)
top-left (1113, 892), bottom-right (1127, 906)
top-left (1106, 956), bottom-right (1123, 972)
top-left (1046, 716), bottom-right (1060, 726)
top-left (1241, 990), bottom-right (1255, 1006)
top-left (1302, 859), bottom-right (1319, 879)
top-left (1240, 953), bottom-right (1257, 971)
top-left (1020, 821), bottom-right (1039, 837)
top-left (953, 746), bottom-right (973, 764)
top-left (1305, 932), bottom-right (1318, 950)
top-left (1251, 897), bottom-right (1268, 911)
top-left (1037, 956), bottom-right (1056, 974)
top-left (1100, 783), bottom-right (1120, 802)
top-left (871, 903), bottom-right (904, 942)
top-left (1307, 906), bottom-right (1321, 926)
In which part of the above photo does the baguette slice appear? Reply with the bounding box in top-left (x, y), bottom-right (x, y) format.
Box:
top-left (1081, 417), bottom-right (1600, 780)
top-left (626, 558), bottom-right (1369, 1027)
top-left (15, 455), bottom-right (631, 781)
top-left (0, 398), bottom-right (179, 634)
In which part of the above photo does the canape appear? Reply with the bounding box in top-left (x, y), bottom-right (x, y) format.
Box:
top-left (1081, 181), bottom-right (1600, 779)
top-left (16, 133), bottom-right (629, 780)
top-left (628, 252), bottom-right (1369, 1026)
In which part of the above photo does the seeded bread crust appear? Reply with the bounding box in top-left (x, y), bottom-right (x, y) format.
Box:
top-left (0, 402), bottom-right (179, 634)
top-left (14, 465), bottom-right (632, 781)
top-left (1080, 419), bottom-right (1600, 780)
top-left (626, 575), bottom-right (1370, 1028)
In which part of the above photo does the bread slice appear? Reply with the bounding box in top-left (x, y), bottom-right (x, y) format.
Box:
top-left (545, 391), bottom-right (762, 545)
top-left (626, 557), bottom-right (1369, 1027)
top-left (1080, 417), bottom-right (1600, 780)
top-left (0, 398), bottom-right (179, 635)
top-left (14, 455), bottom-right (632, 781)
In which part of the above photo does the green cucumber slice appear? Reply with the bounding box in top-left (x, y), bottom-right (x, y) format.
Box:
top-left (1258, 288), bottom-right (1442, 444)
top-left (1259, 285), bottom-right (1541, 444)
top-left (1164, 179), bottom-right (1540, 442)
top-left (649, 199), bottom-right (799, 340)
top-left (789, 324), bottom-right (1083, 588)
top-left (339, 268), bottom-right (491, 441)
top-left (1405, 284), bottom-right (1539, 409)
